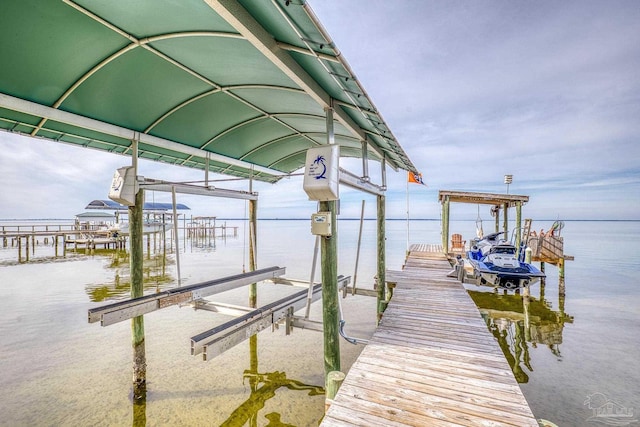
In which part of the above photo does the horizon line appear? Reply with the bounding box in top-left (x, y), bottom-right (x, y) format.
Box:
top-left (1, 217), bottom-right (639, 222)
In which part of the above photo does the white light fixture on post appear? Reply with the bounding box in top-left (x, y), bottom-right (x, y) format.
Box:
top-left (504, 174), bottom-right (513, 194)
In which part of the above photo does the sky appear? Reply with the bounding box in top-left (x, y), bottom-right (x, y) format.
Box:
top-left (1, 0), bottom-right (639, 221)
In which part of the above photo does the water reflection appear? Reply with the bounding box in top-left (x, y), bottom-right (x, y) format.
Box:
top-left (468, 281), bottom-right (573, 383)
top-left (132, 383), bottom-right (147, 427)
top-left (129, 335), bottom-right (323, 427)
top-left (188, 232), bottom-right (218, 251)
top-left (221, 336), bottom-right (324, 426)
top-left (85, 251), bottom-right (175, 302)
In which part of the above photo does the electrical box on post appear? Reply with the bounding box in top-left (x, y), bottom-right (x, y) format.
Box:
top-left (108, 166), bottom-right (137, 206)
top-left (303, 145), bottom-right (340, 201)
top-left (311, 212), bottom-right (332, 236)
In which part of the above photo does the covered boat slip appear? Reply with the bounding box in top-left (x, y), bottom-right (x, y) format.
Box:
top-left (0, 1), bottom-right (539, 424)
top-left (321, 247), bottom-right (538, 427)
top-left (0, 0), bottom-right (418, 411)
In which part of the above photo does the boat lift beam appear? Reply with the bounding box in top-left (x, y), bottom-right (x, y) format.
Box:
top-left (138, 177), bottom-right (258, 200)
top-left (88, 266), bottom-right (285, 326)
top-left (339, 167), bottom-right (384, 197)
top-left (192, 275), bottom-right (351, 361)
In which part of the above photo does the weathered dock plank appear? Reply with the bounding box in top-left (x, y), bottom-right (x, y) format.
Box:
top-left (321, 246), bottom-right (538, 426)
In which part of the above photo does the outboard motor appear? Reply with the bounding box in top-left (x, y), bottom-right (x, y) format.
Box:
top-left (500, 278), bottom-right (520, 289)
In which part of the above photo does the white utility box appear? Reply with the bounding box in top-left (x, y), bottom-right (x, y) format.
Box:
top-left (303, 145), bottom-right (340, 201)
top-left (311, 212), bottom-right (332, 236)
top-left (108, 166), bottom-right (137, 206)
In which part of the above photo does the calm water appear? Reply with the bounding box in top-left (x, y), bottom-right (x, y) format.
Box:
top-left (0, 219), bottom-right (638, 426)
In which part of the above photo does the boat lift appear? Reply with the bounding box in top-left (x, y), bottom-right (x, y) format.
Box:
top-left (88, 266), bottom-right (356, 360)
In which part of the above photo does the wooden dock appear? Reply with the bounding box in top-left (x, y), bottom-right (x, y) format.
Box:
top-left (321, 245), bottom-right (538, 426)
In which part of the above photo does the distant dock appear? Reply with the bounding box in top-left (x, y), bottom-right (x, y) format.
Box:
top-left (1, 220), bottom-right (238, 263)
top-left (321, 245), bottom-right (538, 426)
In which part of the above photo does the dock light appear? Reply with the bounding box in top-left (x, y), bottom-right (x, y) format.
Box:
top-left (504, 174), bottom-right (513, 194)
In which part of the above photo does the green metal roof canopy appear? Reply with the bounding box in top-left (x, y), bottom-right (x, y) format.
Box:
top-left (0, 0), bottom-right (416, 184)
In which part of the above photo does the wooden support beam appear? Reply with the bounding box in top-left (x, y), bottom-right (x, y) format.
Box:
top-left (88, 266), bottom-right (286, 326)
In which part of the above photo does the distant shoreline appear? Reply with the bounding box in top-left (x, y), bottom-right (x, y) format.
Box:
top-left (1, 218), bottom-right (638, 222)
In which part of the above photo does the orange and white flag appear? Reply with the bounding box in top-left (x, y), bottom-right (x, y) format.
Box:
top-left (408, 171), bottom-right (426, 186)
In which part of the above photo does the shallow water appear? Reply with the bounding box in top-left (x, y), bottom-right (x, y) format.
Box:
top-left (0, 219), bottom-right (638, 426)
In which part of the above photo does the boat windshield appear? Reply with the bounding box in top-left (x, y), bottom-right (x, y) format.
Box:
top-left (490, 246), bottom-right (516, 255)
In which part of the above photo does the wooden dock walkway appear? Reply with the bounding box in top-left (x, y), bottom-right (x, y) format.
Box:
top-left (321, 245), bottom-right (538, 426)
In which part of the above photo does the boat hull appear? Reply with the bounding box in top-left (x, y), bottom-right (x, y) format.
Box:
top-left (468, 258), bottom-right (545, 289)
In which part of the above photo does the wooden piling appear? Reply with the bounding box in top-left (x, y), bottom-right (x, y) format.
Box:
top-left (130, 189), bottom-right (146, 401)
top-left (441, 196), bottom-right (450, 253)
top-left (377, 195), bottom-right (386, 319)
top-left (320, 200), bottom-right (340, 383)
top-left (503, 202), bottom-right (509, 237)
top-left (559, 278), bottom-right (566, 314)
top-left (515, 201), bottom-right (522, 250)
top-left (325, 370), bottom-right (345, 410)
top-left (248, 199), bottom-right (257, 308)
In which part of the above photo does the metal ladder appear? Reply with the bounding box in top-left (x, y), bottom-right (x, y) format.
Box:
top-left (519, 219), bottom-right (533, 261)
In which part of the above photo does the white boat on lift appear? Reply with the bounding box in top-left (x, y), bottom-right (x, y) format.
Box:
top-left (467, 231), bottom-right (545, 289)
top-left (107, 221), bottom-right (171, 236)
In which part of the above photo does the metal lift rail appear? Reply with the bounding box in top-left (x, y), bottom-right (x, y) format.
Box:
top-left (88, 266), bottom-right (286, 326)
